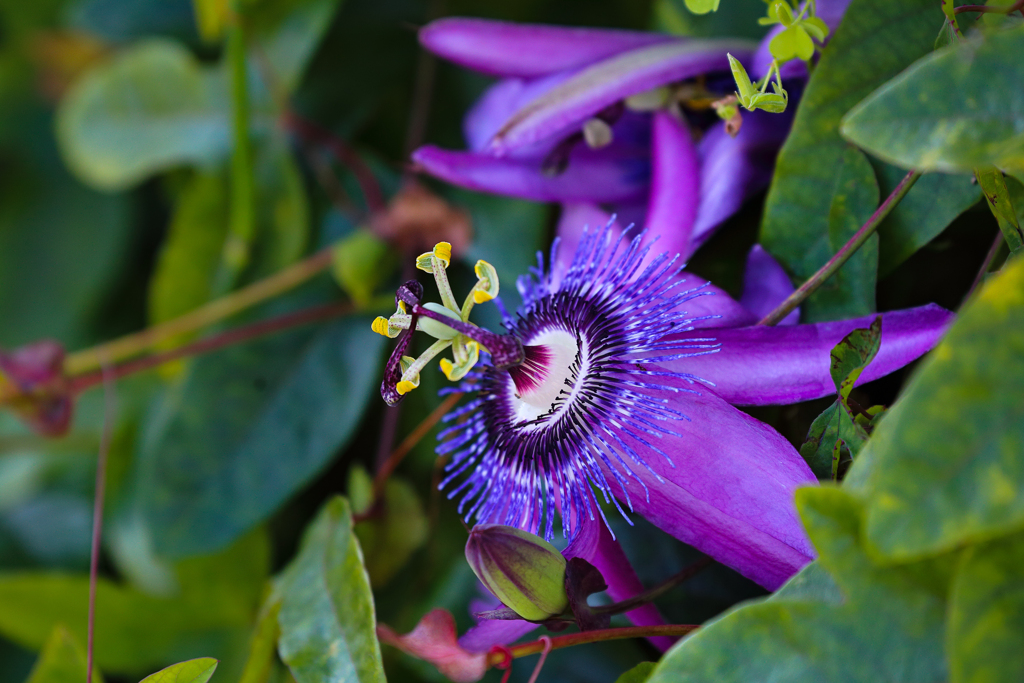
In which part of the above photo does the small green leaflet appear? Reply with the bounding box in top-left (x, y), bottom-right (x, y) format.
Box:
top-left (684, 0), bottom-right (721, 14)
top-left (800, 316), bottom-right (884, 479)
top-left (139, 659), bottom-right (218, 683)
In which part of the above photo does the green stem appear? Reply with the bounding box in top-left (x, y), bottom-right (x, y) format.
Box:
top-left (758, 169), bottom-right (921, 326)
top-left (219, 6), bottom-right (256, 292)
top-left (64, 247), bottom-right (335, 376)
top-left (488, 625), bottom-right (699, 666)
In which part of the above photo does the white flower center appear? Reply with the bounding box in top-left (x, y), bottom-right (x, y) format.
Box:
top-left (510, 328), bottom-right (582, 424)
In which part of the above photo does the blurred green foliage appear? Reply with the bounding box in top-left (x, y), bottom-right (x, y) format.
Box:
top-left (0, 0), bottom-right (1021, 681)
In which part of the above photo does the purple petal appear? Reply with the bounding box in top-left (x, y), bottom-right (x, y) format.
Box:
top-left (412, 145), bottom-right (648, 203)
top-left (420, 18), bottom-right (675, 78)
top-left (740, 244), bottom-right (799, 325)
top-left (565, 518), bottom-right (676, 652)
top-left (490, 40), bottom-right (755, 154)
top-left (645, 111), bottom-right (700, 262)
top-left (554, 203), bottom-right (623, 285)
top-left (465, 73), bottom-right (575, 153)
top-left (690, 107), bottom-right (795, 247)
top-left (752, 0), bottom-right (853, 78)
top-left (459, 617), bottom-right (538, 654)
top-left (608, 386), bottom-right (817, 590)
top-left (662, 305), bottom-right (954, 406)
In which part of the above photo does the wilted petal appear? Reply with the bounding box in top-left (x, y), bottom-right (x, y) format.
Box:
top-left (490, 40), bottom-right (755, 153)
top-left (645, 111), bottom-right (700, 262)
top-left (0, 339), bottom-right (72, 437)
top-left (663, 304), bottom-right (954, 406)
top-left (608, 387), bottom-right (817, 590)
top-left (565, 518), bottom-right (676, 651)
top-left (412, 145), bottom-right (648, 203)
top-left (420, 17), bottom-right (675, 78)
top-left (690, 106), bottom-right (795, 247)
top-left (740, 244), bottom-right (799, 325)
top-left (379, 609), bottom-right (488, 682)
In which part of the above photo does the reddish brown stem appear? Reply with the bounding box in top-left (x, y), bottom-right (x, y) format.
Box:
top-left (954, 0), bottom-right (1024, 14)
top-left (69, 302), bottom-right (353, 395)
top-left (488, 625), bottom-right (699, 666)
top-left (86, 364), bottom-right (116, 683)
top-left (284, 111), bottom-right (387, 213)
top-left (354, 391), bottom-right (464, 523)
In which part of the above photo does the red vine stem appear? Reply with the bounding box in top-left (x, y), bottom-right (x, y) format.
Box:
top-left (758, 169), bottom-right (921, 326)
top-left (487, 624), bottom-right (700, 666)
top-left (954, 0), bottom-right (1024, 14)
top-left (68, 302), bottom-right (353, 395)
top-left (86, 362), bottom-right (116, 683)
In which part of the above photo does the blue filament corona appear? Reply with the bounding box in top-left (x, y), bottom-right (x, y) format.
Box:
top-left (436, 222), bottom-right (721, 541)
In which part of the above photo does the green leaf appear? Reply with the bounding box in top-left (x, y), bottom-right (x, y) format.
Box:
top-left (761, 0), bottom-right (942, 321)
top-left (799, 401), bottom-right (867, 479)
top-left (149, 171), bottom-right (230, 329)
top-left (349, 466), bottom-right (428, 587)
top-left (56, 39), bottom-right (230, 191)
top-left (237, 600), bottom-right (281, 683)
top-left (647, 487), bottom-right (948, 683)
top-left (653, 0), bottom-right (770, 39)
top-left (841, 26), bottom-right (1024, 175)
top-left (139, 658), bottom-right (218, 683)
top-left (275, 496), bottom-right (385, 683)
top-left (25, 626), bottom-right (102, 683)
top-left (0, 118), bottom-right (131, 348)
top-left (976, 168), bottom-right (1024, 255)
top-left (254, 0), bottom-right (344, 94)
top-left (844, 254), bottom-right (1024, 561)
top-left (331, 231), bottom-right (395, 308)
top-left (874, 163), bottom-right (981, 276)
top-left (614, 662), bottom-right (656, 683)
top-left (948, 532), bottom-right (1024, 683)
top-left (0, 531), bottom-right (266, 673)
top-left (683, 0), bottom-right (720, 14)
top-left (799, 313), bottom-right (883, 480)
top-left (139, 316), bottom-right (385, 558)
top-left (249, 140), bottom-right (311, 278)
top-left (803, 146), bottom-right (880, 321)
top-left (830, 315), bottom-right (882, 399)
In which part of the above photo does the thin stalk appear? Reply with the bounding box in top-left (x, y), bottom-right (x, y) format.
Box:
top-left (86, 364), bottom-right (116, 683)
top-left (592, 557), bottom-right (713, 616)
top-left (758, 169), bottom-right (921, 326)
top-left (64, 248), bottom-right (335, 376)
top-left (355, 391), bottom-right (464, 523)
top-left (488, 625), bottom-right (699, 666)
top-left (68, 302), bottom-right (352, 395)
top-left (965, 230), bottom-right (1007, 302)
top-left (955, 0), bottom-right (1024, 14)
top-left (219, 4), bottom-right (256, 292)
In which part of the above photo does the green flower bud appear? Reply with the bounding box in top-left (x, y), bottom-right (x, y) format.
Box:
top-left (465, 525), bottom-right (569, 622)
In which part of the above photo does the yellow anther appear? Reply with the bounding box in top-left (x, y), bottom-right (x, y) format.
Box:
top-left (440, 341), bottom-right (480, 382)
top-left (396, 380), bottom-right (417, 395)
top-left (371, 317), bottom-right (391, 337)
top-left (471, 259), bottom-right (499, 304)
top-left (433, 242), bottom-right (452, 268)
top-left (439, 358), bottom-right (455, 380)
top-left (415, 252), bottom-right (434, 272)
top-left (398, 301), bottom-right (407, 313)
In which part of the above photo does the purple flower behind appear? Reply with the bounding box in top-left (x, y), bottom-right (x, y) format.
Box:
top-left (412, 9), bottom-right (850, 263)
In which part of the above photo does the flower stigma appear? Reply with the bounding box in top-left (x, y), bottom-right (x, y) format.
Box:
top-left (372, 242), bottom-right (525, 406)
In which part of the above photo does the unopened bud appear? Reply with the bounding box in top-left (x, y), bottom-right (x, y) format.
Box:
top-left (465, 525), bottom-right (568, 622)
